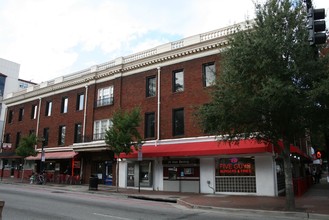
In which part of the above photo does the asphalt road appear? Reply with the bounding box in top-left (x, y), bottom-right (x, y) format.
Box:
top-left (0, 184), bottom-right (299, 220)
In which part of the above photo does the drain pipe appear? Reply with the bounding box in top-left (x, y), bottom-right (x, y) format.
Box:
top-left (36, 97), bottom-right (42, 148)
top-left (156, 67), bottom-right (161, 146)
top-left (82, 85), bottom-right (88, 140)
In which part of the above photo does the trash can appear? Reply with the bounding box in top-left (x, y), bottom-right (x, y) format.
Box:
top-left (105, 177), bottom-right (112, 186)
top-left (89, 175), bottom-right (98, 190)
top-left (0, 200), bottom-right (4, 220)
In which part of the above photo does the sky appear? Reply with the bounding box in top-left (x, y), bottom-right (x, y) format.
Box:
top-left (0, 0), bottom-right (328, 83)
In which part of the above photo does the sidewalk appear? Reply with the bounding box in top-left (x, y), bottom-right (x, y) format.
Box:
top-left (1, 176), bottom-right (329, 219)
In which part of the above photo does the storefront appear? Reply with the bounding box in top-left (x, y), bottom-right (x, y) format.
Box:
top-left (215, 157), bottom-right (255, 193)
top-left (127, 160), bottom-right (153, 188)
top-left (163, 158), bottom-right (200, 193)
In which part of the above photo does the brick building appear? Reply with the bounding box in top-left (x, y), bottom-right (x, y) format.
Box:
top-left (1, 22), bottom-right (310, 196)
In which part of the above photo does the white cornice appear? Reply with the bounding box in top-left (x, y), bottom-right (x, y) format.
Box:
top-left (4, 21), bottom-right (253, 105)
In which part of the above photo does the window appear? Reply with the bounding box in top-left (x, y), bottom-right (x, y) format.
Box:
top-left (203, 62), bottom-right (216, 87)
top-left (8, 110), bottom-right (13, 123)
top-left (31, 105), bottom-right (38, 119)
top-left (61, 97), bottom-right (68, 113)
top-left (45, 101), bottom-right (52, 116)
top-left (43, 128), bottom-right (49, 146)
top-left (146, 76), bottom-right (156, 97)
top-left (97, 86), bottom-right (114, 107)
top-left (145, 112), bottom-right (155, 139)
top-left (74, 123), bottom-right (83, 143)
top-left (58, 125), bottom-right (66, 145)
top-left (0, 75), bottom-right (6, 97)
top-left (173, 70), bottom-right (184, 92)
top-left (76, 93), bottom-right (84, 111)
top-left (15, 132), bottom-right (21, 147)
top-left (4, 133), bottom-right (11, 143)
top-left (173, 108), bottom-right (184, 136)
top-left (18, 108), bottom-right (24, 121)
top-left (93, 119), bottom-right (112, 140)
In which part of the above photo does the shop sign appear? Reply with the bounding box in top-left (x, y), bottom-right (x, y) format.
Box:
top-left (163, 159), bottom-right (199, 166)
top-left (216, 157), bottom-right (255, 176)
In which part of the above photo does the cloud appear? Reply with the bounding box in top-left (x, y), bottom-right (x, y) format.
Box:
top-left (0, 0), bottom-right (328, 83)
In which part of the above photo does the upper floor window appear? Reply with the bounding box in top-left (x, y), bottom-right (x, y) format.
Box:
top-left (97, 86), bottom-right (114, 107)
top-left (15, 132), bottom-right (21, 147)
top-left (45, 101), bottom-right (52, 116)
top-left (0, 75), bottom-right (5, 97)
top-left (145, 112), bottom-right (155, 139)
top-left (93, 119), bottom-right (112, 140)
top-left (43, 127), bottom-right (49, 146)
top-left (61, 97), bottom-right (68, 113)
top-left (4, 133), bottom-right (11, 143)
top-left (31, 105), bottom-right (38, 119)
top-left (76, 93), bottom-right (84, 111)
top-left (74, 123), bottom-right (83, 143)
top-left (146, 76), bottom-right (156, 97)
top-left (173, 70), bottom-right (184, 92)
top-left (18, 108), bottom-right (24, 121)
top-left (203, 62), bottom-right (216, 87)
top-left (8, 110), bottom-right (13, 123)
top-left (58, 125), bottom-right (66, 145)
top-left (173, 108), bottom-right (184, 136)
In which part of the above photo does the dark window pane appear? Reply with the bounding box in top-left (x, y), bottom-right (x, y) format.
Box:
top-left (203, 62), bottom-right (216, 87)
top-left (145, 113), bottom-right (155, 138)
top-left (173, 70), bottom-right (184, 92)
top-left (146, 76), bottom-right (156, 97)
top-left (173, 108), bottom-right (184, 136)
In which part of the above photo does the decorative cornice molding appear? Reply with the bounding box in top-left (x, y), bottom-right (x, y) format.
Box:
top-left (4, 21), bottom-right (252, 105)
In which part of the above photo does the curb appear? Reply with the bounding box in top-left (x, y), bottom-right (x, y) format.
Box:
top-left (177, 199), bottom-right (314, 219)
top-left (127, 195), bottom-right (177, 203)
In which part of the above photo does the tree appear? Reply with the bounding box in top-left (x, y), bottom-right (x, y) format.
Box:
top-left (197, 0), bottom-right (328, 211)
top-left (16, 133), bottom-right (38, 182)
top-left (105, 107), bottom-right (143, 192)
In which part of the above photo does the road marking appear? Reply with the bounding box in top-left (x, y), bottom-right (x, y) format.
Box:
top-left (93, 213), bottom-right (133, 220)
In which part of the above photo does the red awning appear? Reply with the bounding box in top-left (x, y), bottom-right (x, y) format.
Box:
top-left (120, 139), bottom-right (272, 158)
top-left (26, 151), bottom-right (78, 160)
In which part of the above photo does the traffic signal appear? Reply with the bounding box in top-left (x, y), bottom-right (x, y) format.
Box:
top-left (307, 8), bottom-right (327, 45)
top-left (316, 150), bottom-right (322, 159)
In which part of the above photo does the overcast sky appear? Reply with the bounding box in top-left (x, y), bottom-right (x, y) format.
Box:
top-left (1, 0), bottom-right (328, 83)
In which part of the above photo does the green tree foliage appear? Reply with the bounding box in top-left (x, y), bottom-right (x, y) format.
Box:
top-left (105, 107), bottom-right (143, 191)
top-left (16, 134), bottom-right (38, 158)
top-left (197, 0), bottom-right (328, 211)
top-left (105, 107), bottom-right (143, 157)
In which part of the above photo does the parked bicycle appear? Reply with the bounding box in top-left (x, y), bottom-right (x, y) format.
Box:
top-left (30, 171), bottom-right (47, 185)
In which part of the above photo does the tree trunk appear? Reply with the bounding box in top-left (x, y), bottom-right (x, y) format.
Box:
top-left (116, 158), bottom-right (119, 192)
top-left (282, 139), bottom-right (295, 211)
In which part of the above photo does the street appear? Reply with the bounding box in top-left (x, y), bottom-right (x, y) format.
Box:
top-left (0, 184), bottom-right (308, 220)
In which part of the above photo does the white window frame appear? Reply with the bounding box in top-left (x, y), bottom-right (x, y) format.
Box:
top-left (93, 119), bottom-right (112, 140)
top-left (97, 86), bottom-right (114, 107)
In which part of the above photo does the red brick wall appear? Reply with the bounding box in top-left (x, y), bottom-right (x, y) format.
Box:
top-left (4, 54), bottom-right (220, 147)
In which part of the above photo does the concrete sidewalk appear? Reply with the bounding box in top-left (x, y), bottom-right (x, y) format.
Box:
top-left (1, 176), bottom-right (329, 219)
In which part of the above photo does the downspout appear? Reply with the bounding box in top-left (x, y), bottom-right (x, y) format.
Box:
top-left (82, 85), bottom-right (88, 140)
top-left (156, 67), bottom-right (161, 146)
top-left (36, 98), bottom-right (42, 146)
top-left (80, 85), bottom-right (88, 182)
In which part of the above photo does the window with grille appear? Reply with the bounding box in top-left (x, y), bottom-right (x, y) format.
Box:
top-left (93, 119), bottom-right (112, 140)
top-left (97, 86), bottom-right (114, 107)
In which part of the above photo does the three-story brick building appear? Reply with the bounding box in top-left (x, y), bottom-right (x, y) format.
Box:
top-left (1, 22), bottom-right (310, 196)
